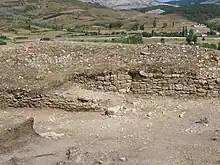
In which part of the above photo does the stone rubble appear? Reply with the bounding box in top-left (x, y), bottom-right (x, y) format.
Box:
top-left (1, 42), bottom-right (220, 110)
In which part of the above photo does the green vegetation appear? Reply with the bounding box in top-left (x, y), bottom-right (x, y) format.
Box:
top-left (14, 36), bottom-right (29, 40)
top-left (136, 4), bottom-right (220, 30)
top-left (0, 35), bottom-right (10, 40)
top-left (112, 35), bottom-right (143, 44)
top-left (162, 23), bottom-right (168, 28)
top-left (109, 21), bottom-right (123, 29)
top-left (40, 37), bottom-right (52, 41)
top-left (186, 29), bottom-right (197, 44)
top-left (166, 0), bottom-right (206, 6)
top-left (207, 30), bottom-right (217, 36)
top-left (0, 40), bottom-right (7, 45)
top-left (160, 38), bottom-right (165, 43)
top-left (153, 19), bottom-right (157, 28)
top-left (142, 31), bottom-right (183, 37)
top-left (200, 42), bottom-right (220, 50)
top-left (140, 24), bottom-right (145, 30)
top-left (0, 35), bottom-right (10, 45)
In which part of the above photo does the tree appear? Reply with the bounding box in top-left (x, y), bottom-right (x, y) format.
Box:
top-left (172, 21), bottom-right (175, 28)
top-left (109, 21), bottom-right (123, 29)
top-left (162, 23), bottom-right (168, 28)
top-left (132, 22), bottom-right (139, 31)
top-left (140, 24), bottom-right (145, 30)
top-left (182, 26), bottom-right (188, 37)
top-left (192, 35), bottom-right (198, 44)
top-left (153, 18), bottom-right (157, 28)
top-left (182, 26), bottom-right (185, 37)
top-left (184, 26), bottom-right (188, 36)
top-left (202, 36), bottom-right (205, 41)
top-left (160, 38), bottom-right (165, 43)
top-left (151, 30), bottom-right (155, 36)
top-left (218, 42), bottom-right (220, 50)
top-left (186, 29), bottom-right (197, 44)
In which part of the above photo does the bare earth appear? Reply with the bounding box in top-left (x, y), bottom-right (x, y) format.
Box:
top-left (1, 42), bottom-right (220, 165)
top-left (1, 87), bottom-right (220, 165)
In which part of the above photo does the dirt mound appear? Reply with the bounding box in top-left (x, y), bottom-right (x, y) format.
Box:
top-left (1, 42), bottom-right (220, 92)
top-left (0, 117), bottom-right (40, 154)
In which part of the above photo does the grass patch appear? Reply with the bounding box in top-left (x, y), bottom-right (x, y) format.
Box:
top-left (0, 40), bottom-right (7, 45)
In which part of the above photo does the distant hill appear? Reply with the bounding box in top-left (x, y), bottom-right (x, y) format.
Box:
top-left (80, 0), bottom-right (162, 9)
top-left (165, 0), bottom-right (220, 6)
top-left (0, 0), bottom-right (125, 30)
top-left (136, 4), bottom-right (220, 30)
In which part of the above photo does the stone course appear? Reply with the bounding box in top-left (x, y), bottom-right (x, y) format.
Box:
top-left (73, 71), bottom-right (220, 97)
top-left (0, 91), bottom-right (105, 111)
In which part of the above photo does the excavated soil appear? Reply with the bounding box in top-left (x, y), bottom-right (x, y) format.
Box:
top-left (0, 117), bottom-right (40, 155)
top-left (1, 42), bottom-right (220, 164)
top-left (1, 89), bottom-right (220, 165)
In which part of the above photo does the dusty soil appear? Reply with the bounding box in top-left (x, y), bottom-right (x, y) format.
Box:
top-left (1, 42), bottom-right (220, 91)
top-left (1, 90), bottom-right (220, 165)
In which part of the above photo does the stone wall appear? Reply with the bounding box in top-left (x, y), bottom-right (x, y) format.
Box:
top-left (0, 91), bottom-right (104, 111)
top-left (2, 70), bottom-right (220, 110)
top-left (73, 70), bottom-right (220, 97)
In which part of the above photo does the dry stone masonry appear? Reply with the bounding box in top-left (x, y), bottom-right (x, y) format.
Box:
top-left (73, 71), bottom-right (220, 97)
top-left (1, 41), bottom-right (220, 110)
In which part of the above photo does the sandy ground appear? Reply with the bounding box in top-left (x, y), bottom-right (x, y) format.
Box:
top-left (1, 94), bottom-right (220, 165)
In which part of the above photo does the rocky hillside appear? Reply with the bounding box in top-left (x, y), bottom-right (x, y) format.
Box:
top-left (80, 0), bottom-right (161, 9)
top-left (166, 0), bottom-right (220, 5)
top-left (0, 0), bottom-right (124, 29)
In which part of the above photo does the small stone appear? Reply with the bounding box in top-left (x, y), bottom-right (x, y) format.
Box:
top-left (119, 157), bottom-right (127, 161)
top-left (147, 111), bottom-right (153, 117)
top-left (119, 89), bottom-right (126, 93)
top-left (105, 105), bottom-right (121, 115)
top-left (179, 111), bottom-right (186, 118)
top-left (140, 52), bottom-right (148, 55)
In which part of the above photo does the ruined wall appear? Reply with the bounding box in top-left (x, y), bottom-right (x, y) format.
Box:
top-left (0, 92), bottom-right (104, 111)
top-left (74, 71), bottom-right (220, 97)
top-left (2, 70), bottom-right (220, 110)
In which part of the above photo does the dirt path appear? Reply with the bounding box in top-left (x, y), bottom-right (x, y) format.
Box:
top-left (1, 96), bottom-right (220, 165)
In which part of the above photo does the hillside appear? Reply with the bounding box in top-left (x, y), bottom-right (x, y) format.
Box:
top-left (80, 0), bottom-right (162, 9)
top-left (165, 0), bottom-right (220, 6)
top-left (136, 4), bottom-right (220, 30)
top-left (0, 0), bottom-right (125, 30)
top-left (0, 0), bottom-right (201, 37)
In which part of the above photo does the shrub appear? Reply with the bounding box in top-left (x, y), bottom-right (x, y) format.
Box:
top-left (142, 32), bottom-right (152, 37)
top-left (0, 35), bottom-right (9, 40)
top-left (200, 42), bottom-right (218, 50)
top-left (14, 36), bottom-right (28, 40)
top-left (207, 30), bottom-right (217, 36)
top-left (162, 23), bottom-right (168, 28)
top-left (0, 40), bottom-right (7, 45)
top-left (122, 35), bottom-right (143, 44)
top-left (55, 35), bottom-right (62, 38)
top-left (160, 38), bottom-right (165, 43)
top-left (140, 24), bottom-right (145, 30)
top-left (109, 21), bottom-right (123, 29)
top-left (40, 37), bottom-right (51, 41)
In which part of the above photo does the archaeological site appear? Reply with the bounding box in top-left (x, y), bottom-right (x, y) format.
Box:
top-left (1, 41), bottom-right (220, 165)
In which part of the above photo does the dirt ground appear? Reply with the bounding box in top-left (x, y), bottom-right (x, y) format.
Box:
top-left (1, 89), bottom-right (220, 165)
